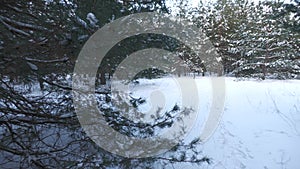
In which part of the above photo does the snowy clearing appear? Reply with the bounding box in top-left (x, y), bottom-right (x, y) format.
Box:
top-left (128, 77), bottom-right (300, 169)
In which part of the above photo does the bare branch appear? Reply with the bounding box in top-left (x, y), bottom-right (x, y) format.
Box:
top-left (0, 18), bottom-right (30, 37)
top-left (24, 56), bottom-right (69, 63)
top-left (0, 16), bottom-right (49, 31)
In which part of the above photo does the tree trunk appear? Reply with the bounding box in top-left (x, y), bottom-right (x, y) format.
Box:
top-left (100, 72), bottom-right (106, 85)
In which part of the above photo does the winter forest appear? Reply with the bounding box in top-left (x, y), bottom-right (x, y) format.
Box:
top-left (0, 0), bottom-right (299, 168)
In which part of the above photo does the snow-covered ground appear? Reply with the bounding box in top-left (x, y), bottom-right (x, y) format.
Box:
top-left (128, 77), bottom-right (300, 169)
top-left (7, 76), bottom-right (299, 168)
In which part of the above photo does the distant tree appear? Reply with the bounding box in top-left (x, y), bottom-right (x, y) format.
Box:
top-left (280, 0), bottom-right (300, 32)
top-left (191, 0), bottom-right (253, 75)
top-left (231, 1), bottom-right (300, 79)
top-left (188, 0), bottom-right (299, 79)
